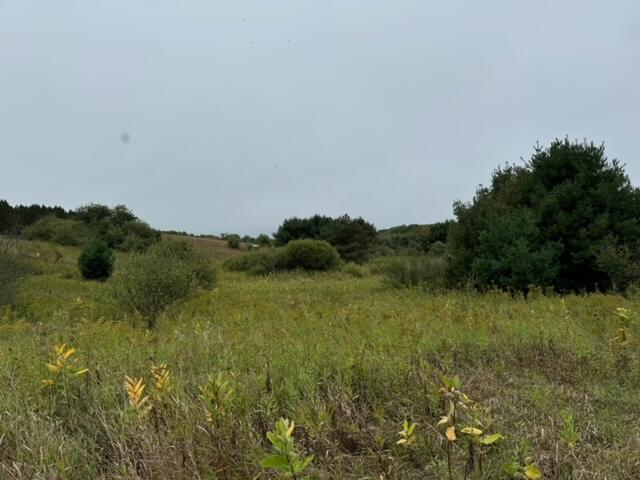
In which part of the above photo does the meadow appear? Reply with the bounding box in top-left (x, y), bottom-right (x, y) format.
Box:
top-left (1, 239), bottom-right (639, 479)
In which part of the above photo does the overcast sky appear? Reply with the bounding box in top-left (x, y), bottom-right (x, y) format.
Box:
top-left (1, 1), bottom-right (639, 235)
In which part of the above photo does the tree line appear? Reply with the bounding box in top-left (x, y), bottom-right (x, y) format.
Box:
top-left (3, 137), bottom-right (639, 293)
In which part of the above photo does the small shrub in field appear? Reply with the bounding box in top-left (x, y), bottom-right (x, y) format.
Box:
top-left (224, 249), bottom-right (280, 275)
top-left (257, 233), bottom-right (273, 247)
top-left (342, 262), bottom-right (365, 278)
top-left (377, 255), bottom-right (447, 289)
top-left (78, 240), bottom-right (114, 281)
top-left (227, 235), bottom-right (241, 249)
top-left (279, 239), bottom-right (339, 271)
top-left (150, 239), bottom-right (216, 288)
top-left (109, 252), bottom-right (198, 328)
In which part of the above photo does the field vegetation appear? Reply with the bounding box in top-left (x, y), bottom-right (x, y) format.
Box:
top-left (0, 239), bottom-right (638, 479)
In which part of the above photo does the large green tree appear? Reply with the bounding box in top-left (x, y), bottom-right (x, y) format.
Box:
top-left (448, 139), bottom-right (640, 291)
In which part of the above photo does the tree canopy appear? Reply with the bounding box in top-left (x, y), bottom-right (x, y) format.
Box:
top-left (448, 139), bottom-right (640, 292)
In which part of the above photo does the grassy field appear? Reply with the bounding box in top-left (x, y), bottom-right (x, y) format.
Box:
top-left (1, 240), bottom-right (639, 479)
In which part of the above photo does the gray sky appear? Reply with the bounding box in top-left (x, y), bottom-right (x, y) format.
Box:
top-left (1, 1), bottom-right (639, 235)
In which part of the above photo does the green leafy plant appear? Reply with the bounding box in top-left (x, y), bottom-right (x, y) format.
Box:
top-left (199, 373), bottom-right (235, 426)
top-left (503, 444), bottom-right (542, 479)
top-left (611, 307), bottom-right (636, 374)
top-left (396, 420), bottom-right (417, 447)
top-left (437, 375), bottom-right (504, 479)
top-left (261, 418), bottom-right (314, 479)
top-left (559, 411), bottom-right (579, 449)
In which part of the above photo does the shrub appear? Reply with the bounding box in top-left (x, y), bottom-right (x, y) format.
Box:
top-left (273, 214), bottom-right (376, 262)
top-left (596, 236), bottom-right (640, 292)
top-left (224, 249), bottom-right (281, 276)
top-left (342, 262), bottom-right (366, 278)
top-left (78, 240), bottom-right (114, 281)
top-left (279, 239), bottom-right (339, 271)
top-left (227, 235), bottom-right (241, 249)
top-left (149, 239), bottom-right (216, 288)
top-left (256, 234), bottom-right (272, 247)
top-left (225, 240), bottom-right (340, 275)
top-left (109, 252), bottom-right (198, 328)
top-left (0, 238), bottom-right (30, 306)
top-left (76, 204), bottom-right (160, 252)
top-left (377, 255), bottom-right (447, 289)
top-left (23, 216), bottom-right (89, 246)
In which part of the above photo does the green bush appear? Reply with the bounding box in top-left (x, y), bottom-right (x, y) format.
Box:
top-left (149, 239), bottom-right (216, 288)
top-left (108, 252), bottom-right (198, 328)
top-left (224, 249), bottom-right (281, 276)
top-left (23, 216), bottom-right (89, 246)
top-left (279, 239), bottom-right (339, 271)
top-left (76, 204), bottom-right (160, 252)
top-left (596, 236), bottom-right (640, 292)
top-left (342, 262), bottom-right (366, 278)
top-left (376, 255), bottom-right (447, 289)
top-left (274, 214), bottom-right (376, 262)
top-left (226, 235), bottom-right (241, 249)
top-left (225, 240), bottom-right (340, 275)
top-left (78, 240), bottom-right (114, 281)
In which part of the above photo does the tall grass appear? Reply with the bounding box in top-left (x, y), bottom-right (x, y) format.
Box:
top-left (0, 245), bottom-right (638, 478)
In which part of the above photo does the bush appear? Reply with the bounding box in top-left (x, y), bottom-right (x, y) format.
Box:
top-left (76, 204), bottom-right (160, 252)
top-left (279, 239), bottom-right (339, 271)
top-left (78, 240), bottom-right (114, 281)
top-left (149, 239), bottom-right (216, 288)
top-left (224, 249), bottom-right (281, 276)
top-left (109, 252), bottom-right (198, 328)
top-left (0, 238), bottom-right (30, 306)
top-left (342, 262), bottom-right (366, 278)
top-left (273, 214), bottom-right (376, 262)
top-left (23, 216), bottom-right (89, 246)
top-left (257, 234), bottom-right (273, 247)
top-left (596, 236), bottom-right (640, 292)
top-left (227, 235), bottom-right (241, 249)
top-left (224, 240), bottom-right (340, 275)
top-left (376, 255), bottom-right (447, 289)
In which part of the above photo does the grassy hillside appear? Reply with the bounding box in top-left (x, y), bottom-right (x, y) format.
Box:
top-left (162, 233), bottom-right (246, 262)
top-left (0, 241), bottom-right (639, 479)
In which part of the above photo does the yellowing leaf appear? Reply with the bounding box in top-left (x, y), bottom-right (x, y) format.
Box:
top-left (446, 426), bottom-right (456, 442)
top-left (396, 438), bottom-right (407, 445)
top-left (524, 464), bottom-right (542, 479)
top-left (63, 347), bottom-right (77, 359)
top-left (75, 368), bottom-right (89, 375)
top-left (437, 416), bottom-right (450, 426)
top-left (46, 363), bottom-right (59, 373)
top-left (480, 433), bottom-right (504, 444)
top-left (461, 427), bottom-right (483, 435)
top-left (287, 420), bottom-right (295, 437)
